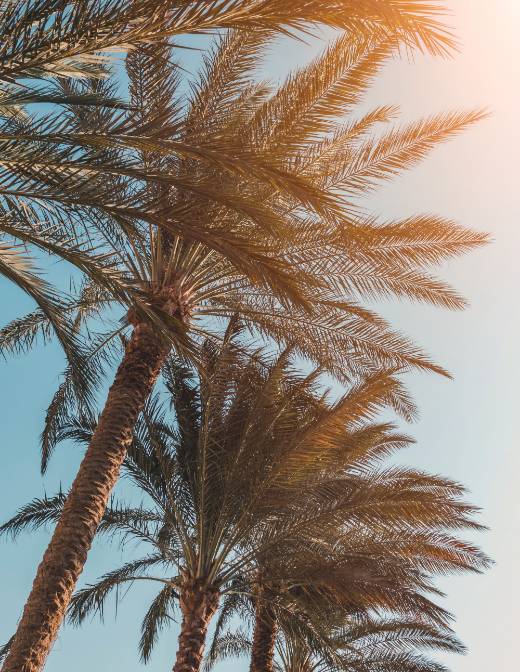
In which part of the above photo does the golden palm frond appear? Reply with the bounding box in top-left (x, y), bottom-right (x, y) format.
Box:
top-left (248, 35), bottom-right (394, 155)
top-left (338, 110), bottom-right (488, 194)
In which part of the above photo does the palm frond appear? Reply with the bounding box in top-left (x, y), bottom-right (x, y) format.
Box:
top-left (67, 555), bottom-right (168, 625)
top-left (0, 492), bottom-right (67, 538)
top-left (342, 215), bottom-right (490, 268)
top-left (339, 110), bottom-right (488, 194)
top-left (203, 629), bottom-right (251, 671)
top-left (139, 583), bottom-right (178, 663)
top-left (249, 34), bottom-right (393, 154)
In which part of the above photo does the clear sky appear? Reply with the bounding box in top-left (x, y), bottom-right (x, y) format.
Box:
top-left (1, 1), bottom-right (519, 670)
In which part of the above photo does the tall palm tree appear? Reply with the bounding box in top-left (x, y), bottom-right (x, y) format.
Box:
top-left (1, 330), bottom-right (490, 671)
top-left (0, 6), bottom-right (486, 669)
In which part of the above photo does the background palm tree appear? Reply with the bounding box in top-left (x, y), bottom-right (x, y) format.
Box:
top-left (1, 329), bottom-right (490, 671)
top-left (207, 615), bottom-right (466, 672)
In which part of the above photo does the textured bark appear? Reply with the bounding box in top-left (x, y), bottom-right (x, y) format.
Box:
top-left (3, 322), bottom-right (170, 672)
top-left (249, 592), bottom-right (277, 672)
top-left (173, 581), bottom-right (219, 672)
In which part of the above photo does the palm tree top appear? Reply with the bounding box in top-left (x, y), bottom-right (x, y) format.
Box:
top-left (1, 30), bottom-right (488, 474)
top-left (1, 329), bottom-right (491, 663)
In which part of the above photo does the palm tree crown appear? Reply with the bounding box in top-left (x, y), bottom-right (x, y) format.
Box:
top-left (0, 0), bottom-right (458, 339)
top-left (1, 29), bottom-right (488, 459)
top-left (1, 328), bottom-right (490, 670)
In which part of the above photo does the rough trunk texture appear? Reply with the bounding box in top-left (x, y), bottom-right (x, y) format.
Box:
top-left (173, 581), bottom-right (219, 672)
top-left (2, 322), bottom-right (170, 672)
top-left (249, 592), bottom-right (277, 672)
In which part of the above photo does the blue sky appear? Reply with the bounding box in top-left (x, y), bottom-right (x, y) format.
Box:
top-left (1, 1), bottom-right (519, 670)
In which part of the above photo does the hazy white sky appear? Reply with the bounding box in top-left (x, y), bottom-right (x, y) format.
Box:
top-left (1, 2), bottom-right (519, 670)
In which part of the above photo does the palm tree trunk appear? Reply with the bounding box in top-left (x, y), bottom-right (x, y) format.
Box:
top-left (250, 591), bottom-right (277, 672)
top-left (2, 321), bottom-right (170, 672)
top-left (173, 580), bottom-right (219, 672)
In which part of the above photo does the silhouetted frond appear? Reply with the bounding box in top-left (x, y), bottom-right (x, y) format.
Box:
top-left (139, 583), bottom-right (178, 663)
top-left (0, 492), bottom-right (67, 538)
top-left (67, 555), bottom-right (169, 625)
top-left (339, 111), bottom-right (488, 194)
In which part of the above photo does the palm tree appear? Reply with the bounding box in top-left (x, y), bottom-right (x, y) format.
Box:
top-left (0, 1), bottom-right (456, 325)
top-left (0, 0), bottom-right (458, 377)
top-left (0, 0), bottom-right (462, 372)
top-left (0, 6), bottom-right (486, 669)
top-left (208, 615), bottom-right (466, 672)
top-left (1, 331), bottom-right (490, 671)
